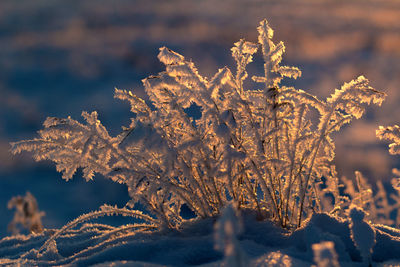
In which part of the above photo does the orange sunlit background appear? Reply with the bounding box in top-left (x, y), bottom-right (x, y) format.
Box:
top-left (1, 0), bottom-right (400, 236)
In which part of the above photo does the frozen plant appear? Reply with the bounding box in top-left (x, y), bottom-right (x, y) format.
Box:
top-left (11, 19), bottom-right (386, 229)
top-left (35, 204), bottom-right (157, 257)
top-left (339, 170), bottom-right (399, 226)
top-left (349, 205), bottom-right (375, 265)
top-left (377, 125), bottom-right (400, 156)
top-left (375, 126), bottom-right (400, 226)
top-left (312, 241), bottom-right (339, 267)
top-left (7, 192), bottom-right (45, 235)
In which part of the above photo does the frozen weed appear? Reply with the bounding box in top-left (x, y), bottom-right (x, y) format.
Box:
top-left (11, 19), bottom-right (386, 230)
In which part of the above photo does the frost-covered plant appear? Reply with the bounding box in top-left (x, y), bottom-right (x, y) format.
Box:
top-left (338, 170), bottom-right (399, 226)
top-left (377, 125), bottom-right (400, 156)
top-left (7, 192), bottom-right (45, 235)
top-left (376, 126), bottom-right (400, 226)
top-left (11, 19), bottom-right (386, 229)
top-left (35, 204), bottom-right (157, 256)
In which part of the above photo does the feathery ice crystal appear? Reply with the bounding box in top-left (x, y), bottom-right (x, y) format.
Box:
top-left (11, 19), bottom-right (386, 229)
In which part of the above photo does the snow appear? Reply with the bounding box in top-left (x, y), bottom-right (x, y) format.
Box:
top-left (349, 205), bottom-right (376, 265)
top-left (312, 241), bottom-right (340, 267)
top-left (1, 211), bottom-right (400, 266)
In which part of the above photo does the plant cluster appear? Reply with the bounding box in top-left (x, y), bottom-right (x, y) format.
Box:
top-left (7, 192), bottom-right (45, 235)
top-left (11, 19), bottom-right (387, 230)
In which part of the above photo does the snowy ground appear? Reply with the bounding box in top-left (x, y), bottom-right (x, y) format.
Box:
top-left (2, 210), bottom-right (400, 266)
top-left (2, 0), bottom-right (400, 266)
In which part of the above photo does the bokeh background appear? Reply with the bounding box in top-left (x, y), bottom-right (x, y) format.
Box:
top-left (1, 0), bottom-right (400, 237)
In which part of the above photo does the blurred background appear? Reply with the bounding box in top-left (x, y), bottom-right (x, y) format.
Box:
top-left (1, 0), bottom-right (400, 236)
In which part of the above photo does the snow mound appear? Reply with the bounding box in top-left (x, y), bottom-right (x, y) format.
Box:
top-left (1, 211), bottom-right (400, 266)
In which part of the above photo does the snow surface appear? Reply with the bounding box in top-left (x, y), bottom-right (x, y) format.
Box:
top-left (2, 211), bottom-right (400, 266)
